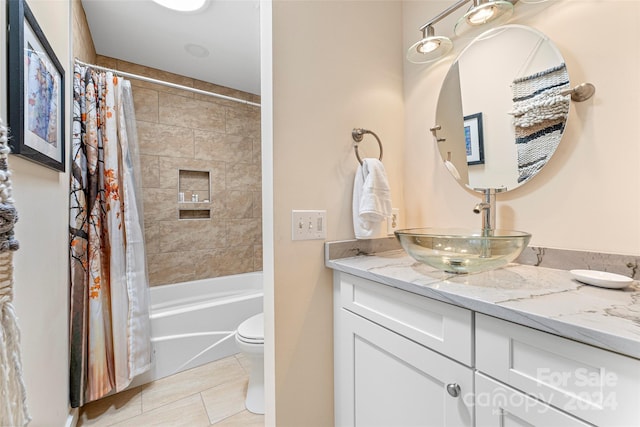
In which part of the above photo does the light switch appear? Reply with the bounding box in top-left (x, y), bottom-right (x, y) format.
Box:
top-left (292, 210), bottom-right (327, 240)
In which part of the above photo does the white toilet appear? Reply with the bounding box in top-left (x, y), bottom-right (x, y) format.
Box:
top-left (236, 312), bottom-right (264, 414)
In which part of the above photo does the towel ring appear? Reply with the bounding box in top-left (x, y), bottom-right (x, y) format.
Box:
top-left (352, 128), bottom-right (383, 165)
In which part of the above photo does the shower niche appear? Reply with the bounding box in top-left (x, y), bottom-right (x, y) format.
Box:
top-left (178, 169), bottom-right (211, 220)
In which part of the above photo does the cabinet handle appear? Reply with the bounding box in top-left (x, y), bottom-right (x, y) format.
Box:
top-left (446, 383), bottom-right (461, 398)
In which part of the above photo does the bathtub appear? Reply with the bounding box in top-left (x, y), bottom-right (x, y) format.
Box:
top-left (130, 272), bottom-right (263, 387)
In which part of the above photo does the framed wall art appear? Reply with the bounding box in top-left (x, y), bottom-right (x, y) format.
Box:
top-left (7, 0), bottom-right (65, 172)
top-left (464, 112), bottom-right (484, 166)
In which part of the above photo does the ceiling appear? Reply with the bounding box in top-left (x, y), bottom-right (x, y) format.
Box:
top-left (81, 0), bottom-right (261, 95)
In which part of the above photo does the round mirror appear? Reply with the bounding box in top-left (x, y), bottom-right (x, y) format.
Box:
top-left (435, 25), bottom-right (570, 192)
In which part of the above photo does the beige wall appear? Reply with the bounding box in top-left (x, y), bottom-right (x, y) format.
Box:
top-left (96, 56), bottom-right (262, 286)
top-left (0, 0), bottom-right (72, 425)
top-left (403, 1), bottom-right (640, 256)
top-left (272, 1), bottom-right (404, 425)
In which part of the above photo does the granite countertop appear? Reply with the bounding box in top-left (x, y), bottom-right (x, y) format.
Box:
top-left (326, 249), bottom-right (640, 360)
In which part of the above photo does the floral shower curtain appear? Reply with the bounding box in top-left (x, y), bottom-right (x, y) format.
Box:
top-left (69, 64), bottom-right (151, 407)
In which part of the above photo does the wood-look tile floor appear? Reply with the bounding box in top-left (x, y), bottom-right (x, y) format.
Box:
top-left (78, 354), bottom-right (263, 427)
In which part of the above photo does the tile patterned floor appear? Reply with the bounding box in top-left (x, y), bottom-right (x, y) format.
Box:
top-left (78, 354), bottom-right (263, 427)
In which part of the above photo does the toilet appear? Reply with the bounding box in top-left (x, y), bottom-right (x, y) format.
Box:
top-left (236, 312), bottom-right (264, 414)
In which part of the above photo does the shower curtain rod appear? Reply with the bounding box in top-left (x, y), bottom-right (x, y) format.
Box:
top-left (74, 59), bottom-right (261, 108)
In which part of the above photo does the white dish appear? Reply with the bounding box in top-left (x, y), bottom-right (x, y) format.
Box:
top-left (569, 269), bottom-right (633, 289)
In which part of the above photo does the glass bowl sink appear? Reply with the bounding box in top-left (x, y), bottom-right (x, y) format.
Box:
top-left (394, 228), bottom-right (531, 274)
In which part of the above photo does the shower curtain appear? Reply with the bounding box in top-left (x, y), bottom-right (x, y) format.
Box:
top-left (69, 64), bottom-right (151, 407)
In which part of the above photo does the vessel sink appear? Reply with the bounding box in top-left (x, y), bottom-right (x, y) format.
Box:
top-left (394, 228), bottom-right (531, 274)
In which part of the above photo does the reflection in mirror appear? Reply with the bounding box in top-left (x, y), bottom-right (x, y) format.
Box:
top-left (435, 25), bottom-right (570, 192)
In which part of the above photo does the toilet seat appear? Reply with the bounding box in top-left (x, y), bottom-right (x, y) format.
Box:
top-left (237, 313), bottom-right (264, 345)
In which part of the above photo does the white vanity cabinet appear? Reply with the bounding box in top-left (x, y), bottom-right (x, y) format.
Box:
top-left (475, 314), bottom-right (640, 427)
top-left (334, 272), bottom-right (474, 427)
top-left (333, 271), bottom-right (640, 427)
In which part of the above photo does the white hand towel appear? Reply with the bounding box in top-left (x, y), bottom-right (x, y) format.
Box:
top-left (352, 158), bottom-right (392, 239)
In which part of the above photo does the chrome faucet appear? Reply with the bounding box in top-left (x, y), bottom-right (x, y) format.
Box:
top-left (473, 188), bottom-right (505, 236)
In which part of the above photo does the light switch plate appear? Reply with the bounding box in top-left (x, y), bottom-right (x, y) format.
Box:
top-left (292, 210), bottom-right (327, 240)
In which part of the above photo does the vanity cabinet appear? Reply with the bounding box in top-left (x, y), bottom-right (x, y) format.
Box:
top-left (476, 313), bottom-right (640, 427)
top-left (333, 271), bottom-right (640, 427)
top-left (334, 273), bottom-right (474, 426)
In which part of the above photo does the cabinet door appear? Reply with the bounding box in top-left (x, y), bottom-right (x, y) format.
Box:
top-left (335, 309), bottom-right (473, 427)
top-left (476, 313), bottom-right (640, 426)
top-left (476, 373), bottom-right (591, 427)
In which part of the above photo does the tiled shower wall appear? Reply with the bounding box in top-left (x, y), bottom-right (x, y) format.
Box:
top-left (96, 56), bottom-right (262, 286)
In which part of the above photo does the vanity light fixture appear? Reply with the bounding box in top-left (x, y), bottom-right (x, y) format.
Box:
top-left (454, 0), bottom-right (514, 36)
top-left (407, 25), bottom-right (453, 64)
top-left (407, 0), bottom-right (516, 64)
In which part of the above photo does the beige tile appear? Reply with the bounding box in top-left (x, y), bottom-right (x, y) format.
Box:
top-left (224, 191), bottom-right (254, 219)
top-left (140, 155), bottom-right (159, 188)
top-left (78, 386), bottom-right (142, 427)
top-left (252, 191), bottom-right (262, 219)
top-left (253, 245), bottom-right (263, 272)
top-left (96, 55), bottom-right (117, 69)
top-left (194, 130), bottom-right (253, 164)
top-left (226, 163), bottom-right (261, 192)
top-left (144, 221), bottom-right (160, 255)
top-left (252, 137), bottom-right (261, 165)
top-left (147, 251), bottom-right (196, 286)
top-left (110, 394), bottom-right (210, 427)
top-left (201, 377), bottom-right (248, 424)
top-left (195, 246), bottom-right (254, 279)
top-left (225, 106), bottom-right (260, 139)
top-left (132, 88), bottom-right (159, 123)
top-left (227, 219), bottom-right (262, 246)
top-left (206, 191), bottom-right (227, 218)
top-left (213, 410), bottom-right (264, 427)
top-left (137, 121), bottom-right (194, 158)
top-left (193, 80), bottom-right (255, 106)
top-left (159, 92), bottom-right (226, 132)
top-left (141, 356), bottom-right (246, 412)
top-left (142, 189), bottom-right (177, 222)
top-left (159, 219), bottom-right (226, 252)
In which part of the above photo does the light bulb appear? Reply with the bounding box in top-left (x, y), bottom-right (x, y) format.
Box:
top-left (419, 39), bottom-right (441, 54)
top-left (454, 1), bottom-right (513, 36)
top-left (468, 5), bottom-right (496, 25)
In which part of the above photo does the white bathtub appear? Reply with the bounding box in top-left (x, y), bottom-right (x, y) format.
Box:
top-left (131, 272), bottom-right (263, 387)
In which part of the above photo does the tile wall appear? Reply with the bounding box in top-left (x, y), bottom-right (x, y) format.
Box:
top-left (96, 56), bottom-right (262, 286)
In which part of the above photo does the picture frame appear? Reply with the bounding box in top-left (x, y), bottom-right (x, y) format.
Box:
top-left (464, 112), bottom-right (484, 165)
top-left (7, 0), bottom-right (65, 172)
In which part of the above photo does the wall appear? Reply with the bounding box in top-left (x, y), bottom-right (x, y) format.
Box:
top-left (0, 0), bottom-right (71, 425)
top-left (95, 56), bottom-right (262, 286)
top-left (271, 1), bottom-right (404, 425)
top-left (403, 1), bottom-right (640, 256)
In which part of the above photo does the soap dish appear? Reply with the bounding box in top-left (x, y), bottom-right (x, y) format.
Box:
top-left (569, 269), bottom-right (633, 289)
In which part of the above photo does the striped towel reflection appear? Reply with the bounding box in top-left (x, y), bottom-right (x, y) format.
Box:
top-left (510, 63), bottom-right (570, 183)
